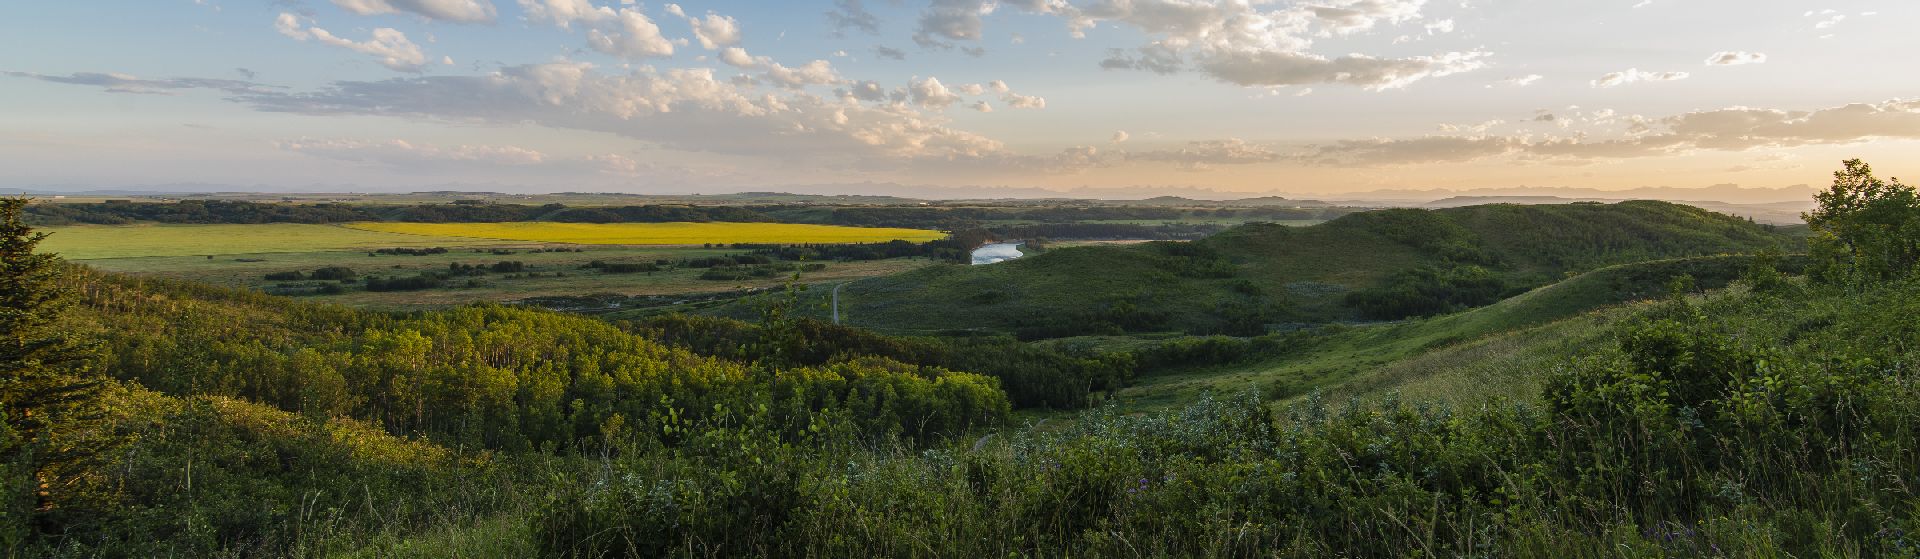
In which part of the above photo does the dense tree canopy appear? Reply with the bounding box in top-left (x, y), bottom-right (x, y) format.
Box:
top-left (1806, 159), bottom-right (1920, 284)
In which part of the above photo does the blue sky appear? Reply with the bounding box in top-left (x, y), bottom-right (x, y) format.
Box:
top-left (4, 0), bottom-right (1918, 197)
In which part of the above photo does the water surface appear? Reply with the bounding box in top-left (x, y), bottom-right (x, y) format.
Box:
top-left (971, 243), bottom-right (1024, 265)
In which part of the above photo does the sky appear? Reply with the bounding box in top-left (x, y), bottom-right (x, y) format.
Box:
top-left (2, 0), bottom-right (1916, 198)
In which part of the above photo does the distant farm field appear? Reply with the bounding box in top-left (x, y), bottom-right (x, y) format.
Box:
top-left (40, 223), bottom-right (495, 260)
top-left (344, 222), bottom-right (947, 245)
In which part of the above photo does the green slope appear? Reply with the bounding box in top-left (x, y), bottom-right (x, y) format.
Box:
top-left (817, 201), bottom-right (1796, 338)
top-left (1111, 253), bottom-right (1798, 412)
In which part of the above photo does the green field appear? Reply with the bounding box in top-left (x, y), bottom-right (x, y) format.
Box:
top-left (46, 221), bottom-right (949, 309)
top-left (345, 221), bottom-right (947, 245)
top-left (72, 244), bottom-right (941, 310)
top-left (40, 223), bottom-right (497, 260)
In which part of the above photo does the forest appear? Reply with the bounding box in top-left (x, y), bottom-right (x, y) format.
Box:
top-left (3, 161), bottom-right (1919, 557)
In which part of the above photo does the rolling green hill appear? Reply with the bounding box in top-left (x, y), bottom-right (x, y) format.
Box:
top-left (1111, 253), bottom-right (1805, 411)
top-left (808, 201), bottom-right (1796, 338)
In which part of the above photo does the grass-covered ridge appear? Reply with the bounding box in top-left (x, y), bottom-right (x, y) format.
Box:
top-left (1111, 253), bottom-right (1798, 410)
top-left (817, 200), bottom-right (1795, 338)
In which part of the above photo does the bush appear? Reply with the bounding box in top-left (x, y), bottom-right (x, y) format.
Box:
top-left (309, 266), bottom-right (356, 280)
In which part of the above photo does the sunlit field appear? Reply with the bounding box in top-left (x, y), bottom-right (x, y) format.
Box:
top-left (345, 221), bottom-right (948, 245)
top-left (40, 223), bottom-right (494, 259)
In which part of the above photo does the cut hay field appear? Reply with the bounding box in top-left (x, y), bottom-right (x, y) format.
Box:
top-left (40, 223), bottom-right (497, 260)
top-left (345, 222), bottom-right (947, 245)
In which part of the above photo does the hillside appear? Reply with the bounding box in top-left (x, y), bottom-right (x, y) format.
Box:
top-left (1110, 253), bottom-right (1804, 410)
top-left (807, 201), bottom-right (1796, 338)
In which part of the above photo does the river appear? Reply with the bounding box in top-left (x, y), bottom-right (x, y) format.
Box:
top-left (970, 242), bottom-right (1024, 265)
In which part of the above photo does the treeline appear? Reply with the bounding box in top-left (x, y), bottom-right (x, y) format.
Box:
top-left (626, 313), bottom-right (1132, 409)
top-left (25, 200), bottom-right (776, 225)
top-left (826, 205), bottom-right (1345, 229)
top-left (26, 199), bottom-right (372, 224)
top-left (730, 228), bottom-right (994, 264)
top-left (26, 199), bottom-right (1334, 242)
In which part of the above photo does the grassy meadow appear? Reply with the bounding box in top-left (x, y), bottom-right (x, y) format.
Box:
top-left (42, 220), bottom-right (951, 310)
top-left (38, 223), bottom-right (497, 259)
top-left (1104, 254), bottom-right (1783, 412)
top-left (77, 245), bottom-right (941, 309)
top-left (345, 221), bottom-right (948, 245)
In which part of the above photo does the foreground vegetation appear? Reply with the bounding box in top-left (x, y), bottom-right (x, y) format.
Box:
top-left (5, 161), bottom-right (1918, 556)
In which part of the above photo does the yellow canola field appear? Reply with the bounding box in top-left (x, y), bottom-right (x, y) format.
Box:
top-left (40, 223), bottom-right (492, 260)
top-left (344, 221), bottom-right (948, 245)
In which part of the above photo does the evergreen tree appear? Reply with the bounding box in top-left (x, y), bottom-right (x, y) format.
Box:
top-left (0, 197), bottom-right (104, 548)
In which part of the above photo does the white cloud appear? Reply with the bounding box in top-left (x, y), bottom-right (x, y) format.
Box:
top-left (841, 80), bottom-right (888, 102)
top-left (3, 71), bottom-right (273, 95)
top-left (687, 12), bottom-right (742, 50)
top-left (1111, 130), bottom-right (1130, 143)
top-left (1304, 97), bottom-right (1920, 165)
top-left (1129, 138), bottom-right (1281, 169)
top-left (1495, 74), bottom-right (1543, 87)
top-left (516, 0), bottom-right (674, 59)
top-left (826, 0), bottom-right (881, 37)
top-left (274, 13), bottom-right (429, 72)
top-left (331, 0), bottom-right (496, 23)
top-left (759, 59), bottom-right (840, 89)
top-left (587, 9), bottom-right (676, 59)
top-left (1196, 50), bottom-right (1491, 90)
top-left (515, 0), bottom-right (602, 27)
top-left (908, 76), bottom-right (963, 110)
top-left (222, 62), bottom-right (1004, 161)
top-left (1001, 91), bottom-right (1046, 109)
top-left (925, 0), bottom-right (1486, 90)
top-left (1591, 68), bottom-right (1689, 88)
top-left (718, 47), bottom-right (755, 67)
top-left (717, 47), bottom-right (842, 89)
top-left (1704, 51), bottom-right (1767, 66)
